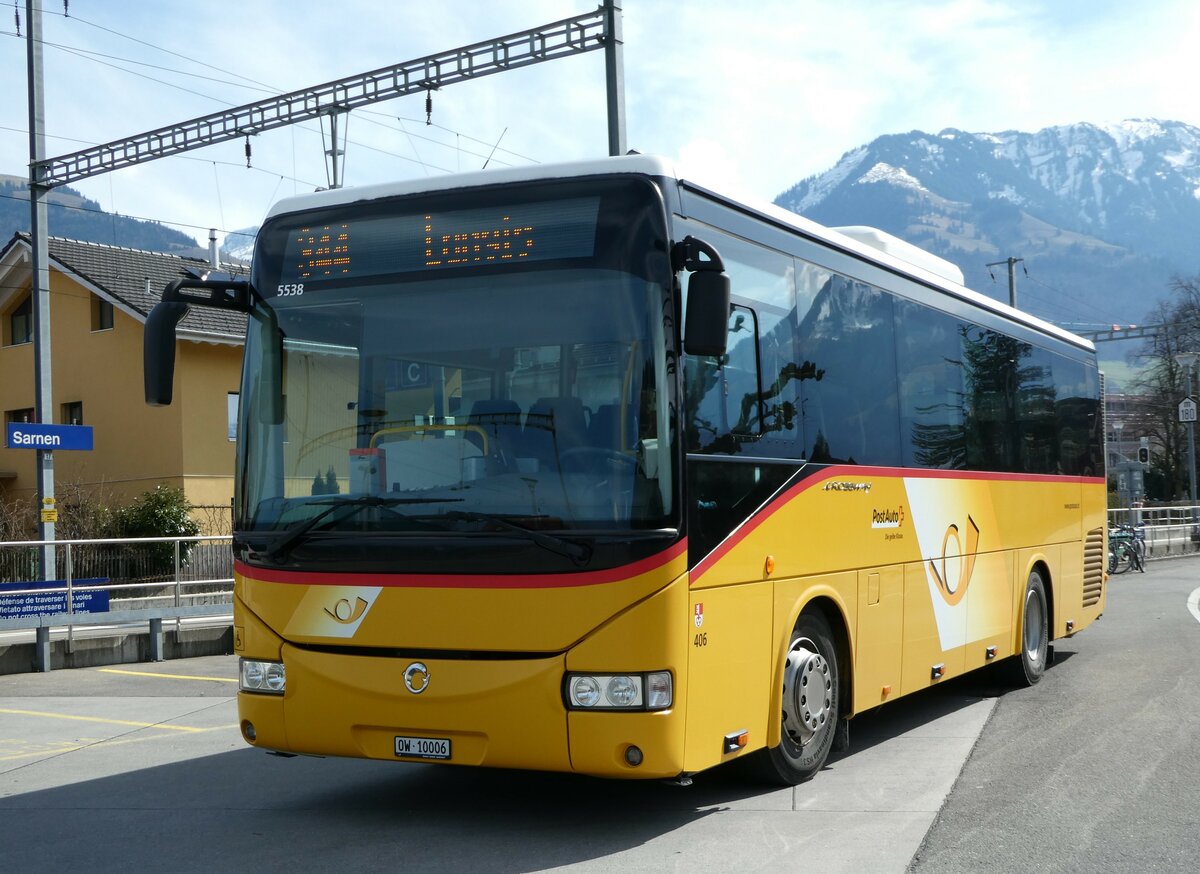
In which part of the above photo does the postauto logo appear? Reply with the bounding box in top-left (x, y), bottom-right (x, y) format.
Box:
top-left (871, 505), bottom-right (905, 529)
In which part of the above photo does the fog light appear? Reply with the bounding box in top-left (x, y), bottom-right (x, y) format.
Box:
top-left (242, 720), bottom-right (257, 743)
top-left (624, 745), bottom-right (643, 767)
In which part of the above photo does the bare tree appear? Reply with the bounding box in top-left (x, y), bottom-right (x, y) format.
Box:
top-left (1131, 279), bottom-right (1200, 499)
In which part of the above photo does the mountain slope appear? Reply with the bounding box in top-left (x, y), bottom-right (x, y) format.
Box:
top-left (0, 174), bottom-right (200, 253)
top-left (774, 120), bottom-right (1199, 325)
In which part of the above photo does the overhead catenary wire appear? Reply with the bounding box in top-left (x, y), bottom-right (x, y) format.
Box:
top-left (0, 123), bottom-right (321, 188)
top-left (0, 23), bottom-right (536, 168)
top-left (0, 29), bottom-right (280, 94)
top-left (36, 1), bottom-right (541, 169)
top-left (0, 189), bottom-right (264, 239)
top-left (0, 31), bottom-right (474, 174)
top-left (1021, 269), bottom-right (1125, 326)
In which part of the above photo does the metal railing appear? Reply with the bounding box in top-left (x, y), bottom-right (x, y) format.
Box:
top-left (0, 534), bottom-right (233, 609)
top-left (0, 535), bottom-right (234, 671)
top-left (1107, 505), bottom-right (1200, 559)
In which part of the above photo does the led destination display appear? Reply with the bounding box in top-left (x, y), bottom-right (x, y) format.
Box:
top-left (279, 196), bottom-right (600, 286)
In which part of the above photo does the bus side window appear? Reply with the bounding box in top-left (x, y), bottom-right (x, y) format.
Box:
top-left (684, 304), bottom-right (762, 452)
top-left (797, 274), bottom-right (901, 466)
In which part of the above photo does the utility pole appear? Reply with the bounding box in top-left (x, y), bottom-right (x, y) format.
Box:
top-left (1175, 352), bottom-right (1198, 519)
top-left (603, 0), bottom-right (626, 157)
top-left (26, 0), bottom-right (55, 582)
top-left (986, 256), bottom-right (1023, 308)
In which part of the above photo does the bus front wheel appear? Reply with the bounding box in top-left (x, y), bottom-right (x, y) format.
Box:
top-left (757, 611), bottom-right (841, 785)
top-left (1006, 568), bottom-right (1049, 686)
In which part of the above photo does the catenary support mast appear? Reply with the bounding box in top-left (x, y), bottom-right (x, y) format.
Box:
top-left (26, 0), bottom-right (55, 582)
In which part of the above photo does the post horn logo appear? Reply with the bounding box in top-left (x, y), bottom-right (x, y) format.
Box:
top-left (324, 596), bottom-right (369, 624)
top-left (929, 515), bottom-right (980, 606)
top-left (404, 662), bottom-right (431, 694)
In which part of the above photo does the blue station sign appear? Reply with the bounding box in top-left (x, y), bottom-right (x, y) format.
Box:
top-left (0, 579), bottom-right (110, 618)
top-left (5, 422), bottom-right (94, 451)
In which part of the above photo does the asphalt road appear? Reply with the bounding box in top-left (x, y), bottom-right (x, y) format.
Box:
top-left (912, 557), bottom-right (1200, 873)
top-left (1, 556), bottom-right (1197, 872)
top-left (0, 656), bottom-right (994, 872)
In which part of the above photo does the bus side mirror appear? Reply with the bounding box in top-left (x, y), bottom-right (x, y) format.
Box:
top-left (676, 236), bottom-right (731, 358)
top-left (684, 271), bottom-right (731, 357)
top-left (144, 301), bottom-right (189, 406)
top-left (143, 278), bottom-right (253, 407)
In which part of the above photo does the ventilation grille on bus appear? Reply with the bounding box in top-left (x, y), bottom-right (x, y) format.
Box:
top-left (1082, 527), bottom-right (1105, 607)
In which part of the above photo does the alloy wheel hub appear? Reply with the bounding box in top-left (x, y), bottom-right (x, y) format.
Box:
top-left (781, 638), bottom-right (832, 746)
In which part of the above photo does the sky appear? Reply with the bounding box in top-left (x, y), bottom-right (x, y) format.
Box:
top-left (2, 0), bottom-right (1200, 250)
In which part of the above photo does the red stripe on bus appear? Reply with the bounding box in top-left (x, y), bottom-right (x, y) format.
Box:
top-left (688, 465), bottom-right (1104, 586)
top-left (235, 539), bottom-right (688, 590)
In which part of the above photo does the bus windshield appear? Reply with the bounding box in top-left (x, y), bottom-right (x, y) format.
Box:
top-left (235, 203), bottom-right (676, 563)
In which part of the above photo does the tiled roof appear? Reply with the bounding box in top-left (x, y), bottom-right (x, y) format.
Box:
top-left (9, 233), bottom-right (249, 342)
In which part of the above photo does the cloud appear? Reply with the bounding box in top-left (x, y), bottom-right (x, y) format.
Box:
top-left (4, 0), bottom-right (1200, 238)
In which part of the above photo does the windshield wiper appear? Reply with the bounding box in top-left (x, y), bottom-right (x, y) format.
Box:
top-left (265, 496), bottom-right (461, 562)
top-left (432, 510), bottom-right (593, 565)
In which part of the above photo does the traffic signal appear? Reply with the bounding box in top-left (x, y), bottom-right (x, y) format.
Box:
top-left (1138, 445), bottom-right (1150, 465)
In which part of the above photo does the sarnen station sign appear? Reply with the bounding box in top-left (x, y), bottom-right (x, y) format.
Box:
top-left (5, 423), bottom-right (94, 451)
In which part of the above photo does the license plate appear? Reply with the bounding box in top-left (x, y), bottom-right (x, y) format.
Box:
top-left (394, 735), bottom-right (451, 760)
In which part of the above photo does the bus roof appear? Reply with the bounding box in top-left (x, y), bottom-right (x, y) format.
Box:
top-left (263, 154), bottom-right (1094, 354)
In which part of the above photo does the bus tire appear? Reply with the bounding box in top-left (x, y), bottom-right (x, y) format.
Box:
top-left (1006, 568), bottom-right (1049, 686)
top-left (756, 610), bottom-right (841, 786)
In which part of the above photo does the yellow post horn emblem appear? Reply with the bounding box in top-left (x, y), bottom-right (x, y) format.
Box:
top-left (325, 596), bottom-right (369, 624)
top-left (928, 515), bottom-right (979, 606)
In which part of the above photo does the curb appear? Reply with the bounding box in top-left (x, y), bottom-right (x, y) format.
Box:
top-left (0, 623), bottom-right (233, 675)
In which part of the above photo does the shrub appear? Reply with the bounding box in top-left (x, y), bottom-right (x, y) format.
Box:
top-left (111, 485), bottom-right (201, 572)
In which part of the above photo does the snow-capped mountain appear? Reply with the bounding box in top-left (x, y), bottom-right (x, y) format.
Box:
top-left (776, 119), bottom-right (1200, 325)
top-left (221, 227), bottom-right (258, 263)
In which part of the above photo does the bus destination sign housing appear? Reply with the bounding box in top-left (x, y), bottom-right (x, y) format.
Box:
top-left (278, 196), bottom-right (601, 287)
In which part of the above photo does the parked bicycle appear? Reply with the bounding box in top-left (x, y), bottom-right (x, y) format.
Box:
top-left (1108, 524), bottom-right (1146, 574)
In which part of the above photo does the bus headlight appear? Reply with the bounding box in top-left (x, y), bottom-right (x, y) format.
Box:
top-left (571, 675), bottom-right (602, 708)
top-left (240, 658), bottom-right (286, 694)
top-left (564, 671), bottom-right (672, 711)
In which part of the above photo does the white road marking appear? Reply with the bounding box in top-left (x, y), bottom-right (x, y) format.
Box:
top-left (1188, 586), bottom-right (1200, 625)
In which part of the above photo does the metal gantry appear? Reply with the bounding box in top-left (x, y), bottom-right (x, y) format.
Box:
top-left (32, 5), bottom-right (622, 188)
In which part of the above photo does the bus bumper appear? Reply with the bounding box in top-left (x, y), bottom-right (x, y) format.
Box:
top-left (236, 574), bottom-right (691, 778)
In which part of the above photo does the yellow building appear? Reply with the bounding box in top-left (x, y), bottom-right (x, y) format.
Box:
top-left (0, 233), bottom-right (246, 530)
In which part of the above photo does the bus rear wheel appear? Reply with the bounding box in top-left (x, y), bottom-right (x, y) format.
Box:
top-left (756, 611), bottom-right (841, 785)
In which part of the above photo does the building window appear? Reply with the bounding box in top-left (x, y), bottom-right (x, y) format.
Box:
top-left (91, 296), bottom-right (114, 331)
top-left (7, 295), bottom-right (33, 346)
top-left (5, 408), bottom-right (35, 425)
top-left (62, 401), bottom-right (83, 426)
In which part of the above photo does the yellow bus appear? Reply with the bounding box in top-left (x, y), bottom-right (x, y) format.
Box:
top-left (145, 155), bottom-right (1106, 785)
